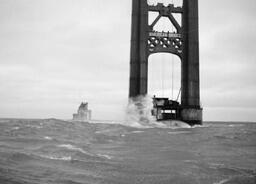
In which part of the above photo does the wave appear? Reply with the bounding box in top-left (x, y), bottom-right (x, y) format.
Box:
top-left (168, 131), bottom-right (190, 135)
top-left (7, 151), bottom-right (73, 163)
top-left (57, 144), bottom-right (112, 160)
top-left (39, 155), bottom-right (72, 161)
top-left (228, 124), bottom-right (244, 127)
top-left (206, 123), bottom-right (245, 128)
top-left (213, 178), bottom-right (230, 184)
top-left (0, 119), bottom-right (11, 123)
top-left (44, 136), bottom-right (53, 140)
top-left (96, 154), bottom-right (112, 160)
top-left (131, 131), bottom-right (145, 134)
top-left (7, 152), bottom-right (34, 162)
top-left (11, 126), bottom-right (20, 130)
top-left (154, 120), bottom-right (192, 129)
top-left (25, 124), bottom-right (43, 129)
top-left (57, 144), bottom-right (94, 156)
top-left (191, 124), bottom-right (210, 128)
top-left (123, 120), bottom-right (193, 129)
top-left (28, 143), bottom-right (113, 163)
top-left (90, 119), bottom-right (194, 130)
top-left (90, 119), bottom-right (152, 129)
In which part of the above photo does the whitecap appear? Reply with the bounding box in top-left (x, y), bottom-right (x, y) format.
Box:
top-left (213, 178), bottom-right (230, 184)
top-left (131, 131), bottom-right (144, 134)
top-left (184, 160), bottom-right (198, 163)
top-left (209, 123), bottom-right (244, 128)
top-left (191, 124), bottom-right (211, 128)
top-left (168, 131), bottom-right (190, 135)
top-left (209, 163), bottom-right (225, 169)
top-left (57, 144), bottom-right (94, 156)
top-left (228, 124), bottom-right (244, 127)
top-left (26, 125), bottom-right (42, 129)
top-left (44, 136), bottom-right (53, 140)
top-left (97, 154), bottom-right (112, 160)
top-left (40, 155), bottom-right (72, 161)
top-left (163, 120), bottom-right (192, 129)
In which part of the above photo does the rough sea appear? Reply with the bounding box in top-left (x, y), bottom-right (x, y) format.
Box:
top-left (0, 118), bottom-right (255, 184)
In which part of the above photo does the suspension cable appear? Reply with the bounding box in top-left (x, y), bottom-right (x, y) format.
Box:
top-left (171, 0), bottom-right (174, 100)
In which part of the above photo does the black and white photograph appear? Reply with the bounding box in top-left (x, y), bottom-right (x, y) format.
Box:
top-left (0, 0), bottom-right (255, 183)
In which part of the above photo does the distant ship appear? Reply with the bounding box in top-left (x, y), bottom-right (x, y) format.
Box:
top-left (73, 102), bottom-right (92, 121)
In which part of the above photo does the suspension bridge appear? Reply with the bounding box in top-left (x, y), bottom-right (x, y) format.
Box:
top-left (129, 0), bottom-right (203, 125)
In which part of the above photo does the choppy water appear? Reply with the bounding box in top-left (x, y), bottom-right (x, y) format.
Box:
top-left (0, 118), bottom-right (255, 184)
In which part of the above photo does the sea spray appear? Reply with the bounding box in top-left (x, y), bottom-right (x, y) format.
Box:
top-left (125, 95), bottom-right (155, 126)
top-left (124, 95), bottom-right (193, 128)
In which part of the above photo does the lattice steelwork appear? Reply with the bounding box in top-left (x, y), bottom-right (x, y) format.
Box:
top-left (148, 3), bottom-right (183, 58)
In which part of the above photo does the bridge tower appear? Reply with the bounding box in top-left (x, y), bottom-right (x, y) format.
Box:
top-left (129, 0), bottom-right (202, 125)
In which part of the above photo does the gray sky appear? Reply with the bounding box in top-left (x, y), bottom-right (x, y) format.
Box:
top-left (0, 0), bottom-right (255, 122)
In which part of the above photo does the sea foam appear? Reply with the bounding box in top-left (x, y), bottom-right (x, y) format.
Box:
top-left (40, 155), bottom-right (72, 161)
top-left (57, 144), bottom-right (94, 156)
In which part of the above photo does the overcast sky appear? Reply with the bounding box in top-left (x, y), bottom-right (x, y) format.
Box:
top-left (0, 0), bottom-right (255, 122)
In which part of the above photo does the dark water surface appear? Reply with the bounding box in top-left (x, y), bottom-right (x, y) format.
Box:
top-left (0, 119), bottom-right (255, 184)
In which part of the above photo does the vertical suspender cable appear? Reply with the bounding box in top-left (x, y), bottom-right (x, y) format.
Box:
top-left (172, 54), bottom-right (174, 100)
top-left (161, 55), bottom-right (164, 97)
top-left (161, 14), bottom-right (165, 97)
top-left (171, 0), bottom-right (175, 100)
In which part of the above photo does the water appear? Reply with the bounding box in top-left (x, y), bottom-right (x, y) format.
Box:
top-left (0, 118), bottom-right (255, 184)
